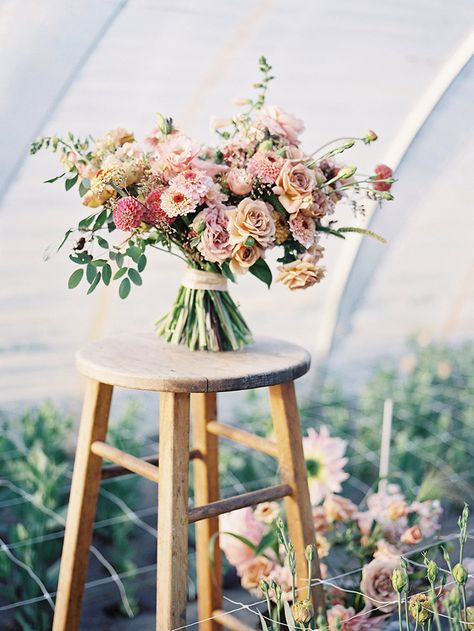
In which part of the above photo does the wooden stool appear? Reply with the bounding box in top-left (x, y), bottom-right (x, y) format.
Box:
top-left (52, 333), bottom-right (324, 631)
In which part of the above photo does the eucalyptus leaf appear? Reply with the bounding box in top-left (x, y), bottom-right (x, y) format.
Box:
top-left (119, 277), bottom-right (131, 299)
top-left (68, 269), bottom-right (84, 289)
top-left (128, 269), bottom-right (142, 286)
top-left (65, 173), bottom-right (78, 191)
top-left (44, 172), bottom-right (66, 184)
top-left (137, 254), bottom-right (147, 272)
top-left (86, 262), bottom-right (97, 284)
top-left (113, 267), bottom-right (127, 280)
top-left (102, 263), bottom-right (112, 286)
top-left (87, 272), bottom-right (101, 294)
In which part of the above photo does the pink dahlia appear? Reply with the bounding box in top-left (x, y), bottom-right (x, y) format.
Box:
top-left (144, 189), bottom-right (174, 225)
top-left (169, 169), bottom-right (213, 201)
top-left (247, 151), bottom-right (284, 184)
top-left (289, 214), bottom-right (316, 248)
top-left (372, 164), bottom-right (393, 191)
top-left (303, 426), bottom-right (349, 505)
top-left (113, 196), bottom-right (143, 231)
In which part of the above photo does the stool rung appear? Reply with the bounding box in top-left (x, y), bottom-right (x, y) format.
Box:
top-left (91, 441), bottom-right (160, 483)
top-left (212, 609), bottom-right (256, 630)
top-left (206, 421), bottom-right (278, 457)
top-left (101, 448), bottom-right (202, 480)
top-left (188, 483), bottom-right (291, 523)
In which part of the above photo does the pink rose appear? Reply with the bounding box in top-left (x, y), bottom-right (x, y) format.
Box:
top-left (273, 160), bottom-right (316, 215)
top-left (360, 557), bottom-right (399, 613)
top-left (229, 243), bottom-right (263, 275)
top-left (256, 106), bottom-right (305, 144)
top-left (193, 206), bottom-right (232, 264)
top-left (227, 168), bottom-right (253, 195)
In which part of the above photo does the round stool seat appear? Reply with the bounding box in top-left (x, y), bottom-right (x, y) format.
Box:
top-left (76, 332), bottom-right (311, 393)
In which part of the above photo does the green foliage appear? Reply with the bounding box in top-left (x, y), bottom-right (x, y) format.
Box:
top-left (0, 402), bottom-right (143, 629)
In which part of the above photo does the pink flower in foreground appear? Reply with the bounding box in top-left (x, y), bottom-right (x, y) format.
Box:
top-left (193, 205), bottom-right (232, 263)
top-left (327, 605), bottom-right (357, 631)
top-left (289, 214), bottom-right (316, 248)
top-left (302, 426), bottom-right (349, 505)
top-left (169, 169), bottom-right (213, 201)
top-left (372, 164), bottom-right (393, 191)
top-left (247, 151), bottom-right (284, 184)
top-left (144, 189), bottom-right (174, 225)
top-left (219, 507), bottom-right (266, 573)
top-left (113, 197), bottom-right (143, 231)
top-left (160, 189), bottom-right (197, 218)
top-left (256, 105), bottom-right (305, 144)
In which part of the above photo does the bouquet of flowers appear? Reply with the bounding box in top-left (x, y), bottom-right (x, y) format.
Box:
top-left (31, 57), bottom-right (394, 351)
top-left (219, 426), bottom-right (446, 629)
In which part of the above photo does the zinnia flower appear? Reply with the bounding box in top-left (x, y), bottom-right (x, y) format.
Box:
top-left (289, 214), bottom-right (316, 248)
top-left (113, 196), bottom-right (143, 231)
top-left (160, 189), bottom-right (197, 217)
top-left (247, 151), bottom-right (284, 184)
top-left (144, 189), bottom-right (174, 225)
top-left (302, 426), bottom-right (349, 505)
top-left (254, 502), bottom-right (280, 524)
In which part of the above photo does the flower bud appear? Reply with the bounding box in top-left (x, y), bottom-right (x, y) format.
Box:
top-left (209, 116), bottom-right (233, 132)
top-left (258, 139), bottom-right (273, 152)
top-left (305, 544), bottom-right (315, 562)
top-left (426, 560), bottom-right (439, 584)
top-left (291, 599), bottom-right (314, 624)
top-left (462, 606), bottom-right (474, 630)
top-left (392, 568), bottom-right (408, 593)
top-left (244, 236), bottom-right (256, 247)
top-left (363, 130), bottom-right (378, 144)
top-left (409, 594), bottom-right (433, 625)
top-left (155, 112), bottom-right (172, 135)
top-left (453, 562), bottom-right (468, 585)
top-left (259, 578), bottom-right (269, 594)
top-left (338, 165), bottom-right (357, 180)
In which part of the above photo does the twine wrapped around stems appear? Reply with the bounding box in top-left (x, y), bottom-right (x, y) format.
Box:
top-left (181, 268), bottom-right (228, 292)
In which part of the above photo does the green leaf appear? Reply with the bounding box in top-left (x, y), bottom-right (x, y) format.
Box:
top-left (264, 192), bottom-right (287, 216)
top-left (69, 253), bottom-right (91, 265)
top-left (65, 173), bottom-right (78, 191)
top-left (78, 213), bottom-right (98, 230)
top-left (102, 263), bottom-right (112, 286)
top-left (119, 277), bottom-right (131, 299)
top-left (68, 269), bottom-right (84, 289)
top-left (220, 260), bottom-right (236, 283)
top-left (137, 254), bottom-right (147, 273)
top-left (78, 178), bottom-right (90, 197)
top-left (249, 258), bottom-right (272, 288)
top-left (126, 245), bottom-right (141, 263)
top-left (87, 272), bottom-right (101, 294)
top-left (86, 262), bottom-right (97, 284)
top-left (255, 529), bottom-right (278, 556)
top-left (91, 259), bottom-right (107, 267)
top-left (316, 224), bottom-right (346, 239)
top-left (113, 267), bottom-right (127, 280)
top-left (116, 253), bottom-right (124, 268)
top-left (44, 172), bottom-right (66, 184)
top-left (93, 208), bottom-right (107, 230)
top-left (128, 269), bottom-right (142, 286)
top-left (97, 236), bottom-right (109, 249)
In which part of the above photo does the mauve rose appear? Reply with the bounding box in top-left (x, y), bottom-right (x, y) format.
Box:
top-left (228, 198), bottom-right (275, 248)
top-left (226, 168), bottom-right (253, 195)
top-left (360, 557), bottom-right (399, 613)
top-left (257, 105), bottom-right (305, 144)
top-left (193, 206), bottom-right (232, 264)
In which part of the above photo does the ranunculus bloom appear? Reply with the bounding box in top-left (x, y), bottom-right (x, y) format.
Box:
top-left (240, 555), bottom-right (275, 592)
top-left (256, 105), bottom-right (305, 144)
top-left (273, 161), bottom-right (316, 214)
top-left (278, 253), bottom-right (325, 291)
top-left (113, 197), bottom-right (143, 231)
top-left (228, 198), bottom-right (275, 248)
top-left (323, 494), bottom-right (357, 523)
top-left (400, 525), bottom-right (423, 545)
top-left (219, 507), bottom-right (266, 573)
top-left (372, 164), bottom-right (393, 191)
top-left (230, 243), bottom-right (262, 275)
top-left (226, 167), bottom-right (253, 195)
top-left (360, 557), bottom-right (399, 613)
top-left (193, 205), bottom-right (232, 263)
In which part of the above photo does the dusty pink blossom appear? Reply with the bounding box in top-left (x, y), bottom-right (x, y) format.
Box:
top-left (193, 205), bottom-right (232, 263)
top-left (365, 485), bottom-right (409, 542)
top-left (360, 557), bottom-right (399, 613)
top-left (240, 556), bottom-right (275, 592)
top-left (373, 540), bottom-right (400, 560)
top-left (169, 169), bottom-right (213, 201)
top-left (113, 197), bottom-right (143, 231)
top-left (289, 214), bottom-right (316, 248)
top-left (247, 151), bottom-right (284, 184)
top-left (256, 106), bottom-right (305, 144)
top-left (323, 494), bottom-right (357, 523)
top-left (327, 605), bottom-right (357, 631)
top-left (400, 525), bottom-right (423, 545)
top-left (226, 167), bottom-right (253, 195)
top-left (219, 507), bottom-right (266, 572)
top-left (152, 134), bottom-right (200, 174)
top-left (303, 426), bottom-right (349, 505)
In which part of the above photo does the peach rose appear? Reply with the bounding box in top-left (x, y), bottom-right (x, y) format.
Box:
top-left (256, 106), bottom-right (305, 144)
top-left (360, 557), bottom-right (399, 613)
top-left (227, 168), bottom-right (253, 196)
top-left (400, 525), bottom-right (423, 545)
top-left (323, 494), bottom-right (357, 523)
top-left (277, 253), bottom-right (325, 290)
top-left (273, 161), bottom-right (316, 215)
top-left (230, 243), bottom-right (262, 275)
top-left (228, 198), bottom-right (275, 248)
top-left (240, 556), bottom-right (275, 592)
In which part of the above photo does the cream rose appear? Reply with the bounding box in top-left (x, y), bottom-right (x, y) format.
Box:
top-left (228, 198), bottom-right (275, 248)
top-left (273, 161), bottom-right (316, 214)
top-left (360, 557), bottom-right (399, 613)
top-left (277, 253), bottom-right (325, 290)
top-left (230, 243), bottom-right (262, 275)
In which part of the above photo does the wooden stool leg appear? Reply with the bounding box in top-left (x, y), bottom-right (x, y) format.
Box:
top-left (269, 381), bottom-right (326, 614)
top-left (53, 379), bottom-right (113, 631)
top-left (157, 392), bottom-right (191, 631)
top-left (192, 392), bottom-right (222, 631)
